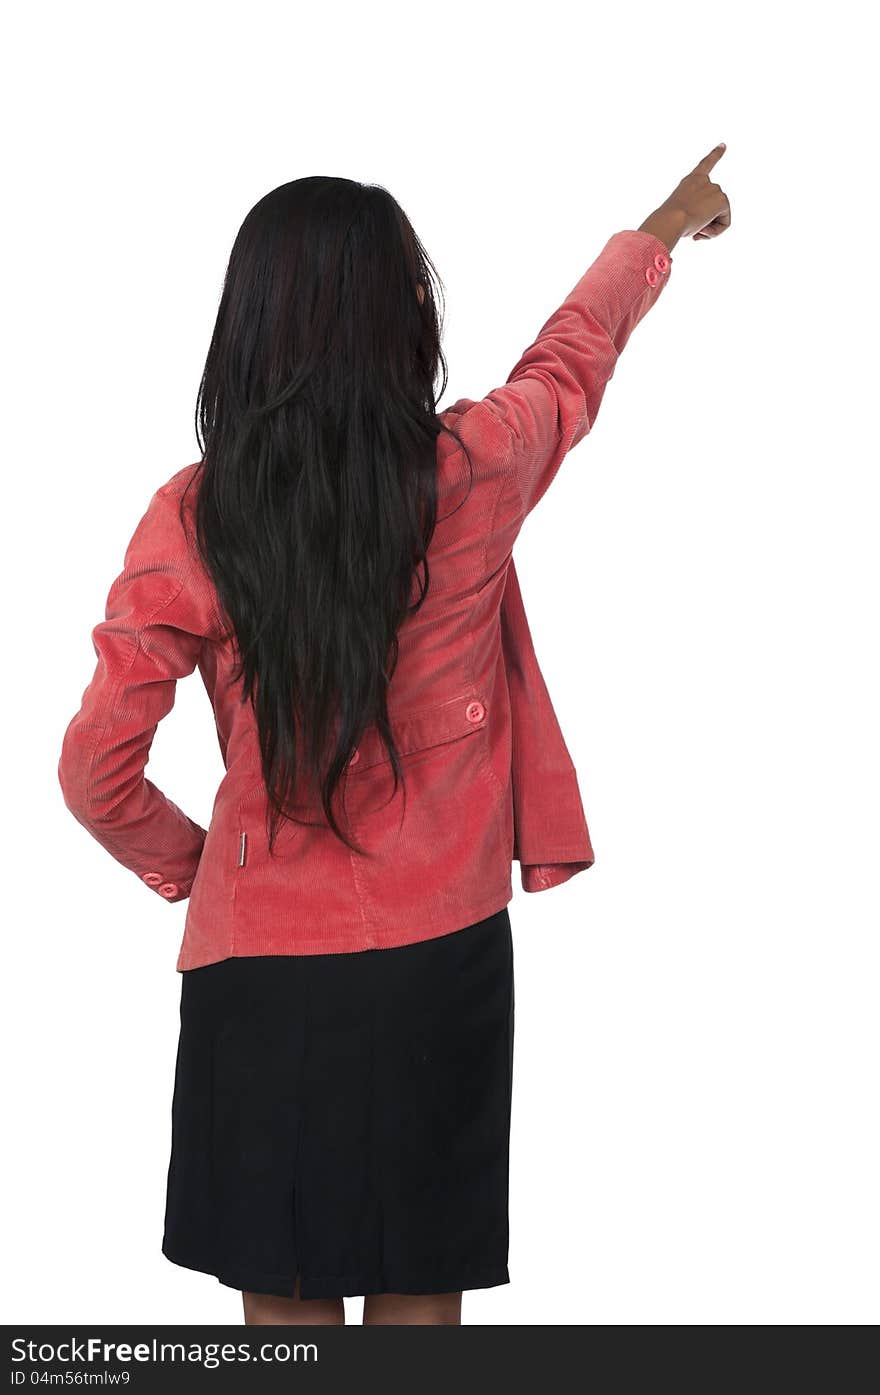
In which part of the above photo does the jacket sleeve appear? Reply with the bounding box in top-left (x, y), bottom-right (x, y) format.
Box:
top-left (471, 228), bottom-right (674, 519)
top-left (57, 483), bottom-right (218, 904)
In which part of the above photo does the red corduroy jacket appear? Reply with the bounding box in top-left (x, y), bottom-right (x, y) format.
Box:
top-left (58, 229), bottom-right (673, 970)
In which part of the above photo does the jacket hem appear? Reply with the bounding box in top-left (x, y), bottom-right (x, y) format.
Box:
top-left (175, 881), bottom-right (514, 971)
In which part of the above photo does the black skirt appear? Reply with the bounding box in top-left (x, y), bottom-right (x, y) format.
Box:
top-left (161, 907), bottom-right (514, 1299)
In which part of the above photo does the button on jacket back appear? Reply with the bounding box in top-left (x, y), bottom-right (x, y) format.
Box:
top-left (58, 230), bottom-right (673, 970)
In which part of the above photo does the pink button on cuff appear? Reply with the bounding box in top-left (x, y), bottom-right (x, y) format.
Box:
top-left (158, 882), bottom-right (179, 898)
top-left (645, 265), bottom-right (659, 287)
top-left (654, 251), bottom-right (670, 273)
top-left (141, 872), bottom-right (163, 886)
top-left (465, 701), bottom-right (485, 723)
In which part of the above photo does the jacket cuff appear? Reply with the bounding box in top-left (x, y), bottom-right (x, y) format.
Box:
top-left (133, 826), bottom-right (207, 902)
top-left (563, 228), bottom-right (673, 351)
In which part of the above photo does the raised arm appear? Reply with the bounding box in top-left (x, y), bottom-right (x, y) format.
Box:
top-left (463, 144), bottom-right (731, 520)
top-left (480, 227), bottom-right (674, 517)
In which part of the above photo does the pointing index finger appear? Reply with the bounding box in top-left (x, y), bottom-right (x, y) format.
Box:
top-left (693, 142), bottom-right (727, 176)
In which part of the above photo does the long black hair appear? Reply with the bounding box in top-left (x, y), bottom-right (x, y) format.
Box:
top-left (181, 176), bottom-right (464, 854)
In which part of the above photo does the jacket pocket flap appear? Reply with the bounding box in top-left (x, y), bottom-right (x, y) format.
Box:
top-left (348, 693), bottom-right (488, 774)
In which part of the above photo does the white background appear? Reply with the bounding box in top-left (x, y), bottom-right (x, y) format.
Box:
top-left (3, 0), bottom-right (877, 1326)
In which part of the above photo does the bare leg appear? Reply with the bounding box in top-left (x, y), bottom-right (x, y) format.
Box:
top-left (242, 1276), bottom-right (345, 1325)
top-left (362, 1291), bottom-right (462, 1326)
